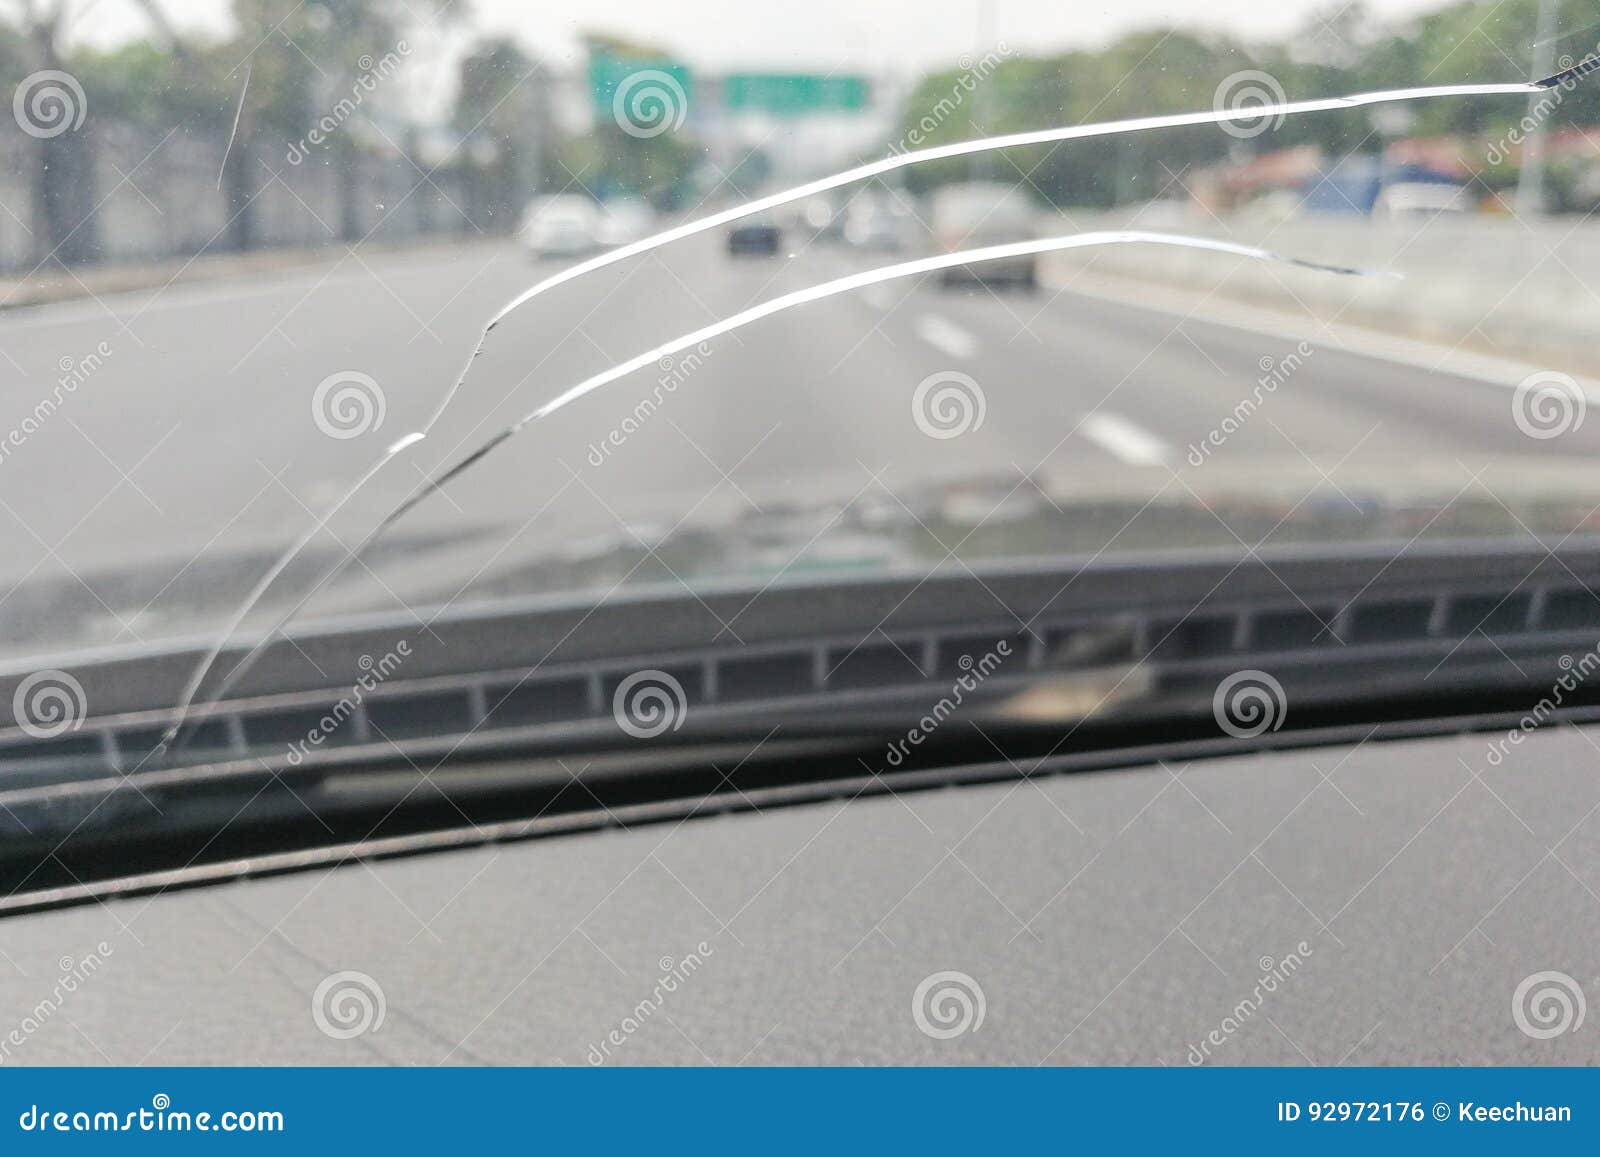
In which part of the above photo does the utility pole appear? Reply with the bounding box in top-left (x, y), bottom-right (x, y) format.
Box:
top-left (1515, 0), bottom-right (1559, 216)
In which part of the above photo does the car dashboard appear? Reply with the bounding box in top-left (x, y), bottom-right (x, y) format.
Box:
top-left (4, 719), bottom-right (1595, 1066)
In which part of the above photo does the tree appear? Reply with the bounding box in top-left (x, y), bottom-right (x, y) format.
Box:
top-left (453, 37), bottom-right (549, 230)
top-left (182, 0), bottom-right (449, 246)
top-left (897, 31), bottom-right (1260, 208)
top-left (4, 0), bottom-right (99, 264)
top-left (891, 1), bottom-right (1600, 210)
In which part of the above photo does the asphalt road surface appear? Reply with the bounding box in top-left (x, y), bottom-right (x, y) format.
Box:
top-left (4, 228), bottom-right (1599, 658)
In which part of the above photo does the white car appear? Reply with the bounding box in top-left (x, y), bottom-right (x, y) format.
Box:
top-left (596, 197), bottom-right (656, 248)
top-left (1373, 180), bottom-right (1471, 217)
top-left (843, 197), bottom-right (907, 252)
top-left (928, 181), bottom-right (1038, 288)
top-left (519, 195), bottom-right (601, 258)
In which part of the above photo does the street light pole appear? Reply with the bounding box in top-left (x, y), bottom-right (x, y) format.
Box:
top-left (1515, 0), bottom-right (1559, 216)
top-left (972, 0), bottom-right (996, 181)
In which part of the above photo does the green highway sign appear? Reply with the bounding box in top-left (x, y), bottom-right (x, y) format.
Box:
top-left (721, 73), bottom-right (870, 115)
top-left (589, 52), bottom-right (693, 117)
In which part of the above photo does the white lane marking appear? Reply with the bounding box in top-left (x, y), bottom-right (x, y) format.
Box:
top-left (1079, 412), bottom-right (1169, 465)
top-left (914, 313), bottom-right (980, 359)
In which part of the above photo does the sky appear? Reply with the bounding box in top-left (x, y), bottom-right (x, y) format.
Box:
top-left (65, 0), bottom-right (1459, 73)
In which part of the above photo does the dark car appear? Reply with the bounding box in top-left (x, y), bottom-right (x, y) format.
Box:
top-left (727, 217), bottom-right (782, 255)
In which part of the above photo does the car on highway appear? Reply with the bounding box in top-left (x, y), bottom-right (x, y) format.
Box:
top-left (798, 195), bottom-right (844, 241)
top-left (842, 195), bottom-right (908, 251)
top-left (726, 214), bottom-right (783, 255)
top-left (1373, 180), bottom-right (1472, 217)
top-left (519, 194), bottom-right (602, 258)
top-left (597, 196), bottom-right (657, 247)
top-left (928, 181), bottom-right (1038, 288)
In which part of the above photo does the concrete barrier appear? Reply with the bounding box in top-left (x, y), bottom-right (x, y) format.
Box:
top-left (1041, 209), bottom-right (1595, 369)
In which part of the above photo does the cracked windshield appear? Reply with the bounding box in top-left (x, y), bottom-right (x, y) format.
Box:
top-left (1, 0), bottom-right (1597, 672)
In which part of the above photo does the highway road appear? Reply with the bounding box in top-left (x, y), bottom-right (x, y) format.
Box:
top-left (5, 227), bottom-right (1600, 659)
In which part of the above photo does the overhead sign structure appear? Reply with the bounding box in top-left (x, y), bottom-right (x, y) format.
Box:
top-left (589, 51), bottom-right (694, 126)
top-left (721, 74), bottom-right (871, 115)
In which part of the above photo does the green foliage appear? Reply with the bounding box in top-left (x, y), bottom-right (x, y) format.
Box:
top-left (893, 0), bottom-right (1600, 208)
top-left (454, 36), bottom-right (534, 134)
top-left (900, 31), bottom-right (1262, 206)
top-left (0, 18), bottom-right (25, 81)
top-left (70, 40), bottom-right (251, 133)
top-left (555, 125), bottom-right (699, 207)
top-left (3, 0), bottom-right (428, 139)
